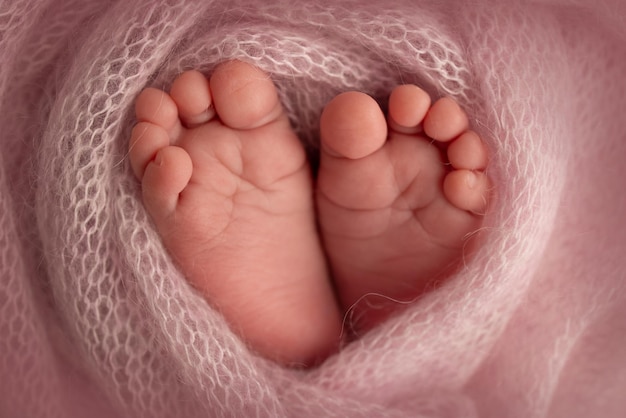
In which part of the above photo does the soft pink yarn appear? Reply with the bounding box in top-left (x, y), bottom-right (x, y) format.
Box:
top-left (1, 0), bottom-right (625, 417)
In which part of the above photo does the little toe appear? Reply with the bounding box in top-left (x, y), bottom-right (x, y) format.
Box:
top-left (209, 60), bottom-right (283, 130)
top-left (320, 91), bottom-right (387, 159)
top-left (135, 88), bottom-right (182, 138)
top-left (142, 146), bottom-right (193, 222)
top-left (443, 169), bottom-right (490, 214)
top-left (129, 122), bottom-right (170, 179)
top-left (170, 70), bottom-right (215, 128)
top-left (423, 97), bottom-right (469, 142)
top-left (448, 131), bottom-right (488, 170)
top-left (387, 85), bottom-right (431, 134)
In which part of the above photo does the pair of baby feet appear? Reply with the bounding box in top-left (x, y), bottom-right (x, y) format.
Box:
top-left (129, 60), bottom-right (489, 367)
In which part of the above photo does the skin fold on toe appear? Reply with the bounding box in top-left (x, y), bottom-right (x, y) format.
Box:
top-left (317, 86), bottom-right (490, 333)
top-left (130, 60), bottom-right (342, 366)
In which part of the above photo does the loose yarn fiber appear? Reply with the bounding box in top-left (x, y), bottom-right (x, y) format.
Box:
top-left (1, 0), bottom-right (625, 417)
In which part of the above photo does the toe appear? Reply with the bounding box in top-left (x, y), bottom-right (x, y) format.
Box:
top-left (142, 146), bottom-right (193, 222)
top-left (320, 91), bottom-right (387, 160)
top-left (129, 122), bottom-right (170, 179)
top-left (170, 70), bottom-right (215, 128)
top-left (388, 85), bottom-right (431, 134)
top-left (423, 97), bottom-right (469, 142)
top-left (135, 87), bottom-right (182, 138)
top-left (209, 60), bottom-right (282, 130)
top-left (443, 169), bottom-right (490, 214)
top-left (448, 131), bottom-right (488, 170)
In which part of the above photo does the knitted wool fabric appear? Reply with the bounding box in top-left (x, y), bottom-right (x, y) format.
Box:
top-left (1, 0), bottom-right (625, 416)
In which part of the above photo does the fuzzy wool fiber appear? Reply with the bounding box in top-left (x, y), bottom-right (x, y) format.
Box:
top-left (1, 0), bottom-right (626, 417)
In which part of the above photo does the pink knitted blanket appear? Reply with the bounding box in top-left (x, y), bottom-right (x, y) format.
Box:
top-left (2, 0), bottom-right (625, 416)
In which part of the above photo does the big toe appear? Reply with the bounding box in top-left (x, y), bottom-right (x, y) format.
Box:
top-left (209, 60), bottom-right (283, 130)
top-left (320, 91), bottom-right (388, 160)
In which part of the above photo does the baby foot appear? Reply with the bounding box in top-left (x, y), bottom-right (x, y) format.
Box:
top-left (129, 61), bottom-right (341, 365)
top-left (317, 86), bottom-right (490, 332)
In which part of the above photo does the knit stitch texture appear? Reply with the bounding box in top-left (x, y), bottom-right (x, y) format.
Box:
top-left (1, 0), bottom-right (625, 417)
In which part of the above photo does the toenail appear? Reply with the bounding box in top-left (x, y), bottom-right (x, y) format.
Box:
top-left (465, 171), bottom-right (477, 188)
